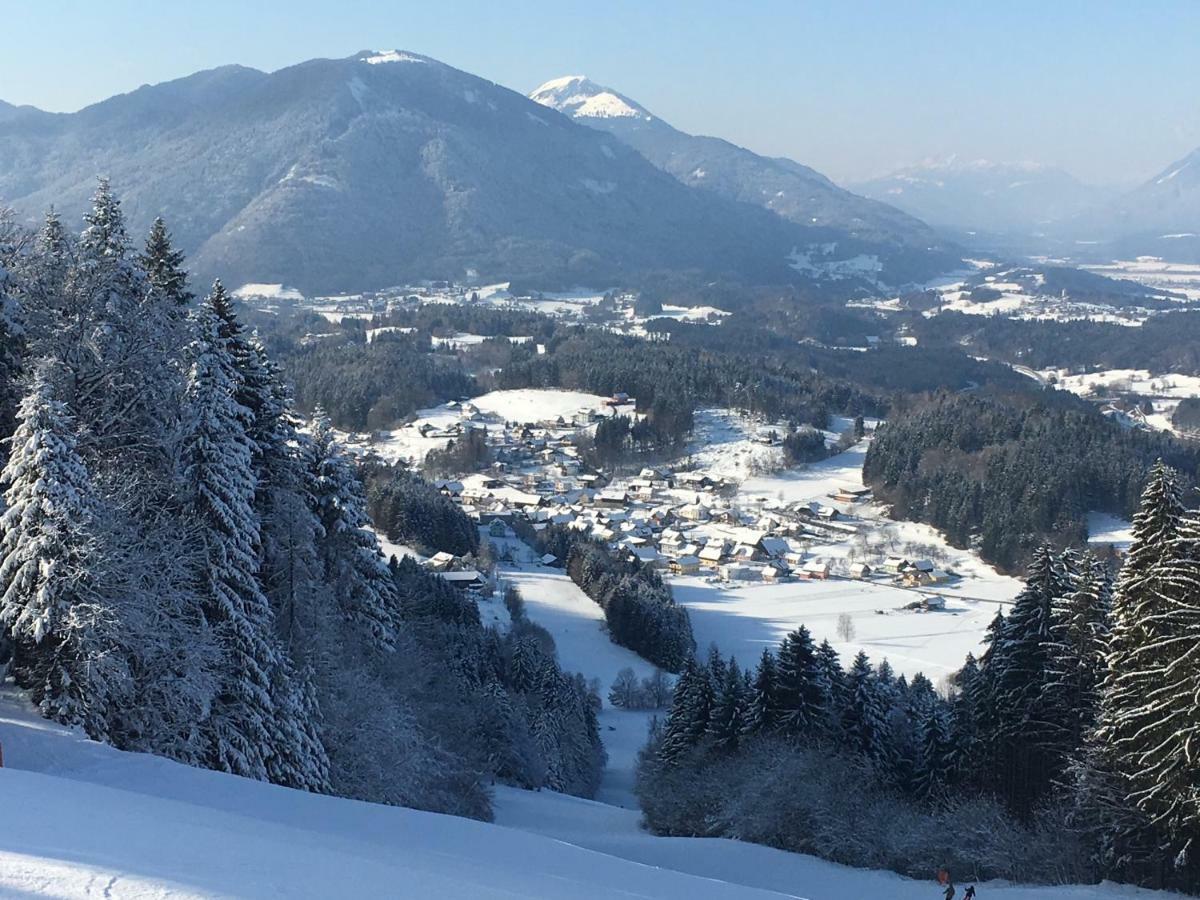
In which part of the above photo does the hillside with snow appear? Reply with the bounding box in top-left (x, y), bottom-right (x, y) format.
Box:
top-left (0, 670), bottom-right (1183, 899)
top-left (529, 74), bottom-right (958, 281)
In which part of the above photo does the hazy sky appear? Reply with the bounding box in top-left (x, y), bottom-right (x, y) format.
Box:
top-left (4, 1), bottom-right (1198, 185)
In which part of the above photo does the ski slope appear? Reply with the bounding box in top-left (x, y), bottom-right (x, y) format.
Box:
top-left (0, 693), bottom-right (780, 900)
top-left (0, 692), bottom-right (1180, 900)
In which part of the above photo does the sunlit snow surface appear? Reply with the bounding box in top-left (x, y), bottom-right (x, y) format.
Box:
top-left (0, 691), bottom-right (1183, 900)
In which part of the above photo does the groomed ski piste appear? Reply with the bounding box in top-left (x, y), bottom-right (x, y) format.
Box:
top-left (0, 693), bottom-right (1182, 899)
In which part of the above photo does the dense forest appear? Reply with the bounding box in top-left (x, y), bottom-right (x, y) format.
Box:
top-left (915, 309), bottom-right (1200, 376)
top-left (0, 183), bottom-right (603, 819)
top-left (365, 465), bottom-right (481, 557)
top-left (640, 466), bottom-right (1200, 891)
top-left (863, 391), bottom-right (1200, 571)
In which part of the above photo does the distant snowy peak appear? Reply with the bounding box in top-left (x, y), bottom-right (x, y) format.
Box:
top-left (529, 75), bottom-right (652, 121)
top-left (356, 49), bottom-right (428, 65)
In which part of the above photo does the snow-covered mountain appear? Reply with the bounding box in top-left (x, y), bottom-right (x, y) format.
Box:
top-left (529, 75), bottom-right (953, 272)
top-left (529, 75), bottom-right (653, 121)
top-left (1081, 148), bottom-right (1200, 261)
top-left (0, 52), bottom-right (957, 294)
top-left (851, 157), bottom-right (1114, 234)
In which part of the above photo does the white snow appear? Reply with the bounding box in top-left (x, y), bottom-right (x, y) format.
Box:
top-left (231, 283), bottom-right (304, 301)
top-left (431, 332), bottom-right (532, 350)
top-left (469, 388), bottom-right (616, 424)
top-left (0, 632), bottom-right (1176, 899)
top-left (362, 50), bottom-right (425, 65)
top-left (675, 442), bottom-right (1024, 680)
top-left (0, 695), bottom-right (777, 900)
top-left (684, 408), bottom-right (789, 482)
top-left (529, 76), bottom-right (649, 120)
top-left (1043, 368), bottom-right (1200, 401)
top-left (496, 562), bottom-right (658, 806)
top-left (787, 248), bottom-right (883, 281)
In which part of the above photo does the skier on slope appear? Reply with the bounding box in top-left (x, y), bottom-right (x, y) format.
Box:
top-left (936, 866), bottom-right (955, 899)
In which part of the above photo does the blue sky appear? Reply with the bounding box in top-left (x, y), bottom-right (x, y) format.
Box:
top-left (3, 1), bottom-right (1198, 184)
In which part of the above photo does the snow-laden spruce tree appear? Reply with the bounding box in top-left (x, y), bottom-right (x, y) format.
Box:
top-left (182, 282), bottom-right (327, 789)
top-left (307, 410), bottom-right (397, 649)
top-left (0, 214), bottom-right (24, 449)
top-left (658, 656), bottom-right (713, 762)
top-left (743, 647), bottom-right (779, 735)
top-left (0, 361), bottom-right (123, 735)
top-left (66, 181), bottom-right (184, 478)
top-left (137, 216), bottom-right (193, 312)
top-left (1043, 552), bottom-right (1111, 765)
top-left (1084, 462), bottom-right (1193, 880)
top-left (775, 625), bottom-right (828, 739)
top-left (842, 651), bottom-right (895, 770)
top-left (989, 544), bottom-right (1076, 811)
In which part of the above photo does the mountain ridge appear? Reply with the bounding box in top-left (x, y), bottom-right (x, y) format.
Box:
top-left (0, 51), bottom-right (957, 294)
top-left (529, 74), bottom-right (948, 256)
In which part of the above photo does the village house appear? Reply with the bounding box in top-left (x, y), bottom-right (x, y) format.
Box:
top-left (670, 555), bottom-right (701, 576)
top-left (440, 570), bottom-right (488, 592)
top-left (849, 562), bottom-right (873, 580)
top-left (698, 542), bottom-right (726, 568)
top-left (799, 559), bottom-right (831, 580)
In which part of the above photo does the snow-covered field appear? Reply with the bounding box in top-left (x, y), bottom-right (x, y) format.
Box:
top-left (0, 695), bottom-right (771, 899)
top-left (497, 561), bottom-right (658, 807)
top-left (672, 442), bottom-right (1021, 681)
top-left (1, 690), bottom-right (1180, 900)
top-left (1043, 368), bottom-right (1200, 400)
top-left (1034, 368), bottom-right (1200, 435)
top-left (1082, 258), bottom-right (1200, 302)
top-left (470, 388), bottom-right (615, 423)
top-left (341, 389), bottom-right (628, 465)
top-left (685, 408), bottom-right (789, 481)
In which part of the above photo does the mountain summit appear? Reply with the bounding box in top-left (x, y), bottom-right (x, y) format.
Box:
top-left (530, 74), bottom-right (947, 261)
top-left (529, 76), bottom-right (652, 121)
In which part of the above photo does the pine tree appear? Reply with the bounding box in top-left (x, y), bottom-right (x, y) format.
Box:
top-left (1043, 552), bottom-right (1111, 766)
top-left (182, 283), bottom-right (323, 784)
top-left (913, 701), bottom-right (954, 801)
top-left (0, 363), bottom-right (115, 734)
top-left (991, 544), bottom-right (1073, 811)
top-left (707, 657), bottom-right (746, 752)
top-left (1114, 507), bottom-right (1200, 866)
top-left (308, 412), bottom-right (397, 648)
top-left (659, 657), bottom-right (712, 762)
top-left (744, 648), bottom-right (780, 734)
top-left (842, 651), bottom-right (893, 769)
top-left (0, 220), bottom-right (23, 450)
top-left (1087, 463), bottom-right (1196, 878)
top-left (137, 217), bottom-right (192, 310)
top-left (775, 626), bottom-right (828, 740)
top-left (815, 638), bottom-right (847, 725)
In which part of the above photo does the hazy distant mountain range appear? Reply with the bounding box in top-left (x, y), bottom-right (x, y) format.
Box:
top-left (849, 158), bottom-right (1115, 233)
top-left (0, 52), bottom-right (958, 294)
top-left (851, 155), bottom-right (1200, 262)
